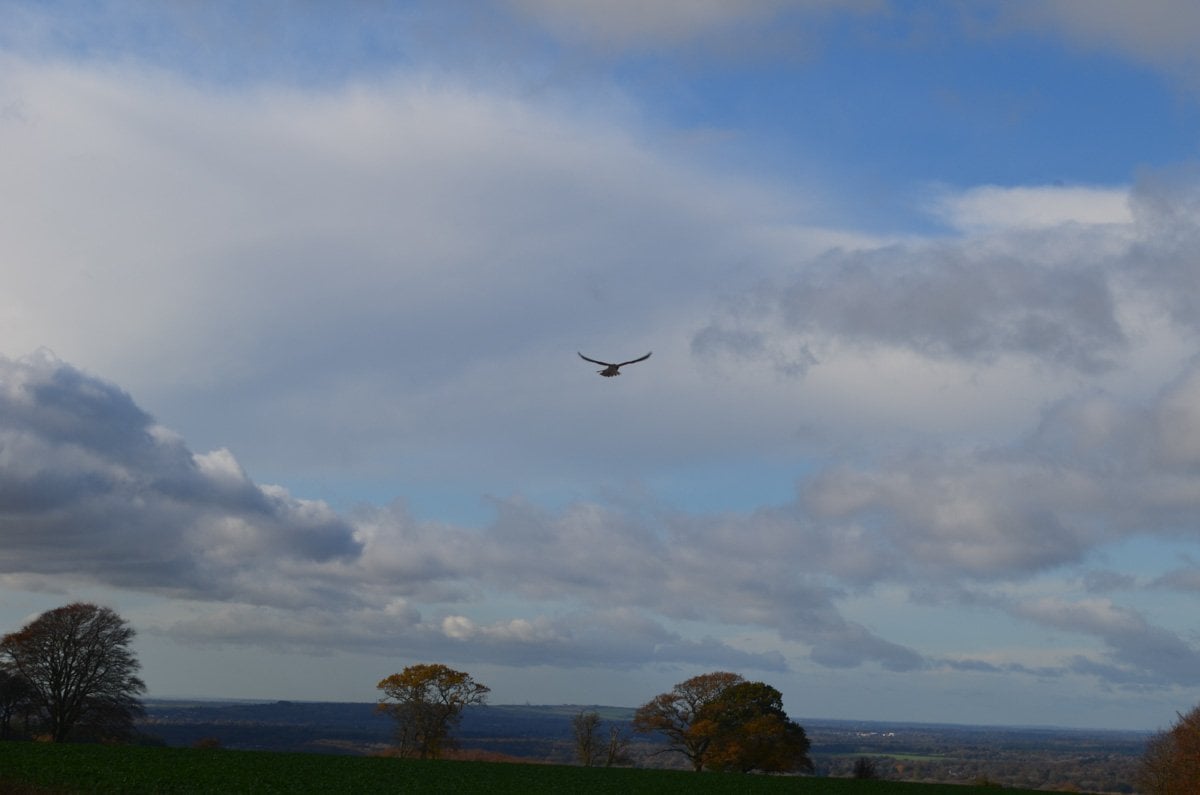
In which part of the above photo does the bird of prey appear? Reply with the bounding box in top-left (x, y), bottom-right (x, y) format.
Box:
top-left (578, 351), bottom-right (652, 377)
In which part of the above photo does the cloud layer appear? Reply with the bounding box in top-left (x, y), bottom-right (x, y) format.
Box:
top-left (695, 177), bottom-right (1200, 378)
top-left (3, 4), bottom-right (1200, 720)
top-left (5, 334), bottom-right (1200, 689)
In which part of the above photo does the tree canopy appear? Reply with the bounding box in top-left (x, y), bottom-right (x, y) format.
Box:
top-left (632, 671), bottom-right (744, 771)
top-left (376, 663), bottom-right (489, 759)
top-left (1137, 703), bottom-right (1200, 794)
top-left (696, 681), bottom-right (813, 774)
top-left (633, 672), bottom-right (810, 773)
top-left (0, 603), bottom-right (145, 742)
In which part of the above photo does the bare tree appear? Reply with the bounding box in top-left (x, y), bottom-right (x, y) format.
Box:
top-left (604, 722), bottom-right (633, 767)
top-left (0, 603), bottom-right (145, 742)
top-left (572, 710), bottom-right (602, 766)
top-left (572, 709), bottom-right (633, 767)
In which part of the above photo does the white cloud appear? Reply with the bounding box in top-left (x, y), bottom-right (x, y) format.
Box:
top-left (0, 55), bottom-right (833, 488)
top-left (931, 184), bottom-right (1132, 233)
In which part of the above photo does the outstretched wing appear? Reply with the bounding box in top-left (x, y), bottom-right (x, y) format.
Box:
top-left (617, 352), bottom-right (652, 367)
top-left (578, 352), bottom-right (615, 367)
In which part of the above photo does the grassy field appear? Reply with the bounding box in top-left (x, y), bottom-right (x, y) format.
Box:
top-left (0, 742), bottom-right (1051, 794)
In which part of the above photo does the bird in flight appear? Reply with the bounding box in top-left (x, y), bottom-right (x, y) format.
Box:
top-left (578, 351), bottom-right (652, 377)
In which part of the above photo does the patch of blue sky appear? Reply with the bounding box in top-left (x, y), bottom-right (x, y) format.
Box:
top-left (620, 19), bottom-right (1200, 233)
top-left (260, 473), bottom-right (496, 526)
top-left (645, 456), bottom-right (815, 515)
top-left (0, 0), bottom-right (419, 85)
top-left (1084, 536), bottom-right (1200, 582)
top-left (268, 454), bottom-right (816, 526)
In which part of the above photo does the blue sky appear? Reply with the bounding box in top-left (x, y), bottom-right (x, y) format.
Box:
top-left (3, 1), bottom-right (1200, 731)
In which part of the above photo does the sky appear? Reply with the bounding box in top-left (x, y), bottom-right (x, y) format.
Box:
top-left (2, 1), bottom-right (1200, 732)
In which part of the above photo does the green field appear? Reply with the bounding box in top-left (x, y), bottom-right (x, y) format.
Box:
top-left (0, 742), bottom-right (1049, 794)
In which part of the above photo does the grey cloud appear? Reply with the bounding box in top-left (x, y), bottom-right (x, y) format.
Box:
top-left (1065, 656), bottom-right (1166, 689)
top-left (161, 602), bottom-right (425, 657)
top-left (691, 323), bottom-right (818, 376)
top-left (697, 226), bottom-right (1129, 375)
top-left (940, 658), bottom-right (1065, 678)
top-left (1000, 1), bottom-right (1200, 85)
top-left (652, 637), bottom-right (788, 673)
top-left (441, 609), bottom-right (790, 671)
top-left (454, 497), bottom-right (925, 673)
top-left (798, 352), bottom-right (1200, 585)
top-left (167, 389), bottom-right (1200, 681)
top-left (351, 502), bottom-right (477, 603)
top-left (165, 602), bottom-right (787, 672)
top-left (0, 352), bottom-right (811, 672)
top-left (1081, 569), bottom-right (1138, 594)
top-left (942, 658), bottom-right (1005, 674)
top-left (1151, 566), bottom-right (1200, 593)
top-left (808, 622), bottom-right (927, 672)
top-left (934, 619), bottom-right (1200, 690)
top-left (1013, 597), bottom-right (1200, 688)
top-left (13, 347), bottom-right (1200, 685)
top-left (1126, 168), bottom-right (1200, 331)
top-left (0, 352), bottom-right (361, 603)
top-left (802, 458), bottom-right (1102, 581)
top-left (505, 0), bottom-right (879, 55)
top-left (696, 170), bottom-right (1200, 378)
top-left (477, 497), bottom-right (669, 605)
top-left (534, 0), bottom-right (1200, 85)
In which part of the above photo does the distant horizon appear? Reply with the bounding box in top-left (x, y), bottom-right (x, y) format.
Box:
top-left (140, 694), bottom-right (1155, 735)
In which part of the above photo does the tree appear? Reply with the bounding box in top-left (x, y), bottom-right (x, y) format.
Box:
top-left (572, 709), bottom-right (633, 767)
top-left (0, 603), bottom-right (145, 742)
top-left (852, 756), bottom-right (880, 780)
top-left (376, 664), bottom-right (489, 759)
top-left (698, 681), bottom-right (813, 774)
top-left (604, 721), bottom-right (633, 767)
top-left (0, 669), bottom-right (35, 739)
top-left (1137, 704), bottom-right (1200, 794)
top-left (572, 710), bottom-right (602, 766)
top-left (633, 671), bottom-right (744, 771)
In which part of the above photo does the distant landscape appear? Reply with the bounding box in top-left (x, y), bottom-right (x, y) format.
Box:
top-left (136, 700), bottom-right (1147, 792)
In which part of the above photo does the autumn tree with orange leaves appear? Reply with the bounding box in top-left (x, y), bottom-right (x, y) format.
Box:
top-left (634, 672), bottom-right (811, 774)
top-left (376, 664), bottom-right (489, 759)
top-left (698, 681), bottom-right (813, 774)
top-left (1137, 703), bottom-right (1200, 794)
top-left (632, 672), bottom-right (743, 771)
